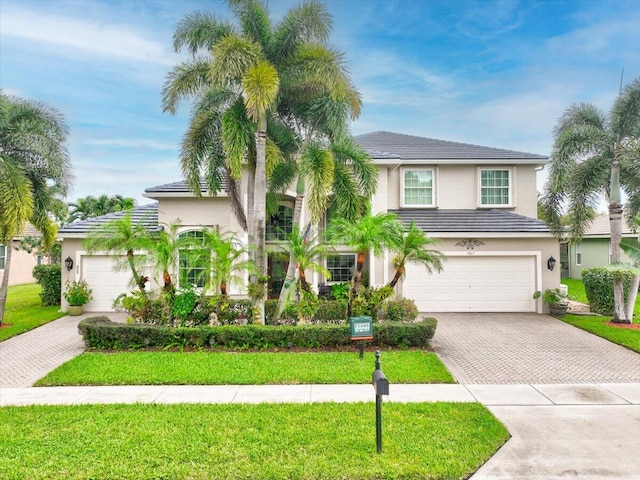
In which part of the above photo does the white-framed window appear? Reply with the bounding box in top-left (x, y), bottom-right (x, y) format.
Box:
top-left (0, 245), bottom-right (5, 270)
top-left (178, 230), bottom-right (207, 288)
top-left (479, 168), bottom-right (513, 207)
top-left (402, 168), bottom-right (435, 207)
top-left (575, 242), bottom-right (582, 266)
top-left (326, 254), bottom-right (356, 283)
top-left (266, 203), bottom-right (294, 241)
top-left (608, 241), bottom-right (612, 264)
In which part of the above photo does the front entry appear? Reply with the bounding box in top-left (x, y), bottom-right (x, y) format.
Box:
top-left (267, 254), bottom-right (288, 299)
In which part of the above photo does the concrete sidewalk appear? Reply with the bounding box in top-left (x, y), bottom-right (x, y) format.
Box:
top-left (1, 382), bottom-right (639, 407)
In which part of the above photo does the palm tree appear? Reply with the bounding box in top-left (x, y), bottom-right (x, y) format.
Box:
top-left (140, 221), bottom-right (192, 293)
top-left (163, 1), bottom-right (365, 324)
top-left (83, 212), bottom-right (152, 295)
top-left (620, 216), bottom-right (640, 322)
top-left (0, 92), bottom-right (71, 324)
top-left (327, 212), bottom-right (403, 316)
top-left (276, 225), bottom-right (330, 294)
top-left (387, 222), bottom-right (445, 288)
top-left (540, 78), bottom-right (640, 323)
top-left (67, 194), bottom-right (136, 223)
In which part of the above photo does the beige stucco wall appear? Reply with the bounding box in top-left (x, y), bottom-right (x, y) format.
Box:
top-left (0, 240), bottom-right (40, 286)
top-left (377, 163), bottom-right (539, 216)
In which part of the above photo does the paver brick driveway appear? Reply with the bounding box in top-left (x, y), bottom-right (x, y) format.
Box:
top-left (431, 313), bottom-right (640, 384)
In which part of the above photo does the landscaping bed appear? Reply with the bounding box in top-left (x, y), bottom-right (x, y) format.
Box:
top-left (35, 350), bottom-right (454, 386)
top-left (0, 402), bottom-right (508, 480)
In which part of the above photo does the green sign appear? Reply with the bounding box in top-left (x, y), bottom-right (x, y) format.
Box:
top-left (349, 316), bottom-right (373, 340)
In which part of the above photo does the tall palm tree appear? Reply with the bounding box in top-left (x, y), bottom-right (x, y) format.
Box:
top-left (163, 0), bottom-right (366, 323)
top-left (84, 212), bottom-right (152, 295)
top-left (620, 216), bottom-right (640, 322)
top-left (387, 222), bottom-right (445, 288)
top-left (140, 221), bottom-right (192, 293)
top-left (541, 78), bottom-right (640, 323)
top-left (0, 92), bottom-right (71, 324)
top-left (327, 212), bottom-right (403, 315)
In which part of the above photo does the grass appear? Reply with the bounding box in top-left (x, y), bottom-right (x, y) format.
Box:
top-left (0, 402), bottom-right (508, 480)
top-left (559, 314), bottom-right (640, 353)
top-left (561, 278), bottom-right (589, 303)
top-left (0, 283), bottom-right (65, 342)
top-left (36, 350), bottom-right (455, 386)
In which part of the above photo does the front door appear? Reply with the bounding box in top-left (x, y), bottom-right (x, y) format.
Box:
top-left (267, 254), bottom-right (288, 299)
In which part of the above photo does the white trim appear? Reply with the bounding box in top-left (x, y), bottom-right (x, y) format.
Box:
top-left (373, 158), bottom-right (547, 165)
top-left (477, 167), bottom-right (514, 208)
top-left (401, 167), bottom-right (436, 208)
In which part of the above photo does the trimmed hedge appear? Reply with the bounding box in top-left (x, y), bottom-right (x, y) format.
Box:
top-left (582, 267), bottom-right (637, 315)
top-left (78, 316), bottom-right (437, 350)
top-left (32, 264), bottom-right (61, 306)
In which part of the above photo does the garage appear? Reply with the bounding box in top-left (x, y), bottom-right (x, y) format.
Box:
top-left (81, 255), bottom-right (133, 312)
top-left (403, 254), bottom-right (537, 312)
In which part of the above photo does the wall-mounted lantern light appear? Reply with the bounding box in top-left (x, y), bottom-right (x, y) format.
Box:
top-left (547, 256), bottom-right (556, 271)
top-left (65, 256), bottom-right (74, 271)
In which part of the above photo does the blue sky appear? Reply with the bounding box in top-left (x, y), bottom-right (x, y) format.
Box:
top-left (1, 0), bottom-right (639, 205)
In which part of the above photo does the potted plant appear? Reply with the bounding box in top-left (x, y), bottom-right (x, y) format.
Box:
top-left (533, 288), bottom-right (569, 317)
top-left (63, 280), bottom-right (93, 316)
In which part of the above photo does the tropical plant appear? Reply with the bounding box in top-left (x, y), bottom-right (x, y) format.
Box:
top-left (0, 92), bottom-right (71, 325)
top-left (387, 221), bottom-right (445, 288)
top-left (163, 0), bottom-right (370, 323)
top-left (275, 226), bottom-right (331, 295)
top-left (620, 215), bottom-right (640, 321)
top-left (63, 280), bottom-right (93, 306)
top-left (533, 288), bottom-right (568, 306)
top-left (67, 194), bottom-right (136, 223)
top-left (327, 212), bottom-right (403, 315)
top-left (540, 78), bottom-right (640, 323)
top-left (83, 212), bottom-right (152, 296)
top-left (197, 228), bottom-right (255, 296)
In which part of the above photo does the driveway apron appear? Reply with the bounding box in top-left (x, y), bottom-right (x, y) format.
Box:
top-left (431, 313), bottom-right (640, 384)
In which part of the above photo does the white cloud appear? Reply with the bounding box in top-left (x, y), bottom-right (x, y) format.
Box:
top-left (84, 139), bottom-right (179, 151)
top-left (0, 6), bottom-right (173, 65)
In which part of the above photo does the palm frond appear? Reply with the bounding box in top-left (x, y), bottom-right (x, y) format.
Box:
top-left (299, 142), bottom-right (334, 223)
top-left (227, 0), bottom-right (272, 49)
top-left (0, 159), bottom-right (34, 242)
top-left (271, 0), bottom-right (332, 60)
top-left (241, 60), bottom-right (280, 121)
top-left (172, 11), bottom-right (235, 55)
top-left (162, 58), bottom-right (211, 114)
top-left (611, 78), bottom-right (640, 140)
top-left (222, 99), bottom-right (254, 179)
top-left (210, 34), bottom-right (262, 86)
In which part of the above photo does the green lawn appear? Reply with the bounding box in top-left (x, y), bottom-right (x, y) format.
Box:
top-left (36, 350), bottom-right (454, 386)
top-left (561, 278), bottom-right (589, 303)
top-left (0, 283), bottom-right (65, 342)
top-left (0, 402), bottom-right (508, 480)
top-left (559, 314), bottom-right (640, 353)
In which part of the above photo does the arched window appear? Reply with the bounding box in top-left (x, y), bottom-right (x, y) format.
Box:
top-left (178, 230), bottom-right (207, 288)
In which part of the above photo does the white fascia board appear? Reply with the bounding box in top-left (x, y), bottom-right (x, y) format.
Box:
top-left (431, 232), bottom-right (556, 239)
top-left (142, 192), bottom-right (229, 199)
top-left (390, 159), bottom-right (548, 165)
top-left (57, 233), bottom-right (89, 240)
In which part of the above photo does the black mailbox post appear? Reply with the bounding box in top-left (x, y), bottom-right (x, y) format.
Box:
top-left (372, 350), bottom-right (389, 453)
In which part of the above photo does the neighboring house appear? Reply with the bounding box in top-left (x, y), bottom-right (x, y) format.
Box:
top-left (560, 215), bottom-right (636, 279)
top-left (58, 130), bottom-right (558, 313)
top-left (0, 224), bottom-right (45, 287)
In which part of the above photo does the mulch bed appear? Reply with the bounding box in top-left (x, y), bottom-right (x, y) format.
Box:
top-left (606, 322), bottom-right (640, 330)
top-left (0, 323), bottom-right (13, 329)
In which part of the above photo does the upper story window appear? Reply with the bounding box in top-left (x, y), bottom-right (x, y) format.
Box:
top-left (402, 168), bottom-right (435, 207)
top-left (0, 245), bottom-right (5, 270)
top-left (266, 204), bottom-right (293, 241)
top-left (479, 168), bottom-right (512, 207)
top-left (178, 230), bottom-right (207, 288)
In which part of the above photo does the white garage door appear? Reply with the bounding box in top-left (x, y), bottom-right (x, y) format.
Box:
top-left (82, 256), bottom-right (133, 312)
top-left (403, 255), bottom-right (536, 312)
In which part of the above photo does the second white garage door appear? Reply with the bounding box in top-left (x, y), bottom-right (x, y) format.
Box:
top-left (403, 255), bottom-right (536, 312)
top-left (82, 255), bottom-right (133, 312)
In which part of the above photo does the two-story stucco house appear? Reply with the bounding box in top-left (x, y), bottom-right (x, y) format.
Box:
top-left (58, 131), bottom-right (558, 313)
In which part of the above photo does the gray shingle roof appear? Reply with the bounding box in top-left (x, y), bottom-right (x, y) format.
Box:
top-left (355, 131), bottom-right (548, 161)
top-left (389, 209), bottom-right (550, 233)
top-left (58, 203), bottom-right (160, 235)
top-left (145, 177), bottom-right (228, 195)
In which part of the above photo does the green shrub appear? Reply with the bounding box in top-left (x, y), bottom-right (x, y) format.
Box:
top-left (78, 316), bottom-right (438, 350)
top-left (381, 298), bottom-right (419, 323)
top-left (582, 267), bottom-right (636, 314)
top-left (32, 264), bottom-right (61, 306)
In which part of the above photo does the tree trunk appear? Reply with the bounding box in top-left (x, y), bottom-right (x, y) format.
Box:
top-left (273, 176), bottom-right (305, 322)
top-left (220, 281), bottom-right (227, 296)
top-left (388, 265), bottom-right (404, 288)
top-left (253, 119), bottom-right (267, 324)
top-left (624, 274), bottom-right (639, 323)
top-left (0, 245), bottom-right (13, 325)
top-left (609, 157), bottom-right (628, 323)
top-left (127, 249), bottom-right (147, 298)
top-left (347, 251), bottom-right (366, 318)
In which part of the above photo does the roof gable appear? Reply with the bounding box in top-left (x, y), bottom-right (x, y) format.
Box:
top-left (355, 131), bottom-right (548, 162)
